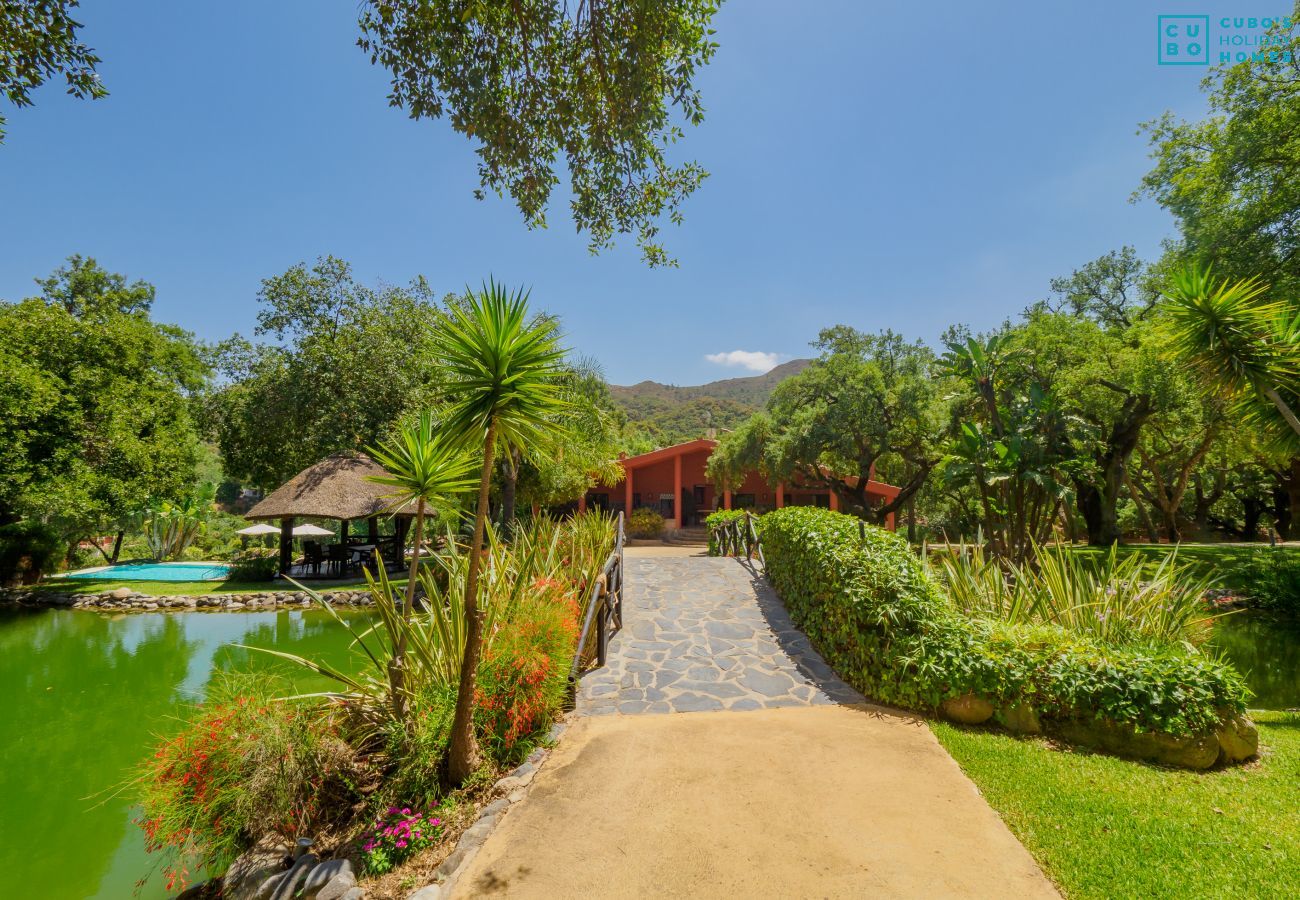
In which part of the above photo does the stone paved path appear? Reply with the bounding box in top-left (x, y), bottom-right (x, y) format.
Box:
top-left (576, 556), bottom-right (864, 715)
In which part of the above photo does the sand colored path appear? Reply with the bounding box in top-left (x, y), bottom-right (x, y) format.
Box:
top-left (454, 704), bottom-right (1057, 898)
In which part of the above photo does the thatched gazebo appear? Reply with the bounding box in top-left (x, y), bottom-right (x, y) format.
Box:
top-left (245, 452), bottom-right (414, 575)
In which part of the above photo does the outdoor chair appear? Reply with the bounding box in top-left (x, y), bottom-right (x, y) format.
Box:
top-left (303, 541), bottom-right (323, 576)
top-left (325, 543), bottom-right (349, 578)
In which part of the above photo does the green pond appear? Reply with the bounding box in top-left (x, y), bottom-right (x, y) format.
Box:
top-left (0, 605), bottom-right (1296, 899)
top-left (1209, 611), bottom-right (1300, 711)
top-left (0, 606), bottom-right (369, 900)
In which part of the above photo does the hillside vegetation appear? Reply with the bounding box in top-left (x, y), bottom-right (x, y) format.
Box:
top-left (609, 359), bottom-right (809, 446)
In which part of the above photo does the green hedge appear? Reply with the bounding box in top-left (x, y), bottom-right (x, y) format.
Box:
top-left (760, 507), bottom-right (1247, 737)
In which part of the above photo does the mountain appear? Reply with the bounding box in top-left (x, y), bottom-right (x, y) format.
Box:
top-left (609, 359), bottom-right (810, 447)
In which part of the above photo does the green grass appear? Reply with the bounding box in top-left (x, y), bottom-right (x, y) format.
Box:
top-left (1071, 543), bottom-right (1298, 586)
top-left (932, 711), bottom-right (1299, 899)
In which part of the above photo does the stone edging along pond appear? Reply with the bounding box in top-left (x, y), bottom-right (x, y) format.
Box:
top-left (0, 586), bottom-right (377, 611)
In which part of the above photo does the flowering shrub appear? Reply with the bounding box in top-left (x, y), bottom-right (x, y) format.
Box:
top-left (627, 506), bottom-right (665, 538)
top-left (135, 681), bottom-right (359, 893)
top-left (360, 806), bottom-right (443, 875)
top-left (475, 577), bottom-right (579, 763)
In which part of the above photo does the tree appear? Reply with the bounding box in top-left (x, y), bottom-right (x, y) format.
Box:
top-left (939, 332), bottom-right (1077, 561)
top-left (1048, 247), bottom-right (1153, 330)
top-left (356, 0), bottom-right (722, 266)
top-left (503, 359), bottom-right (624, 529)
top-left (1161, 263), bottom-right (1300, 449)
top-left (205, 257), bottom-right (443, 489)
top-left (709, 327), bottom-right (945, 525)
top-left (0, 0), bottom-right (106, 142)
top-left (368, 411), bottom-right (476, 722)
top-left (430, 281), bottom-right (569, 785)
top-left (1140, 10), bottom-right (1300, 296)
top-left (0, 257), bottom-right (206, 580)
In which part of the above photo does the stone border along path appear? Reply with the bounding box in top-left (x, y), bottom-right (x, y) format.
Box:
top-left (576, 555), bottom-right (866, 715)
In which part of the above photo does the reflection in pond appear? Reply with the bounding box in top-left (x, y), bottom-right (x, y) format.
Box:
top-left (1209, 612), bottom-right (1300, 711)
top-left (0, 607), bottom-right (368, 899)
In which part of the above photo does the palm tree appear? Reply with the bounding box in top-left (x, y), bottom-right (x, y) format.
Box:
top-left (1162, 264), bottom-right (1300, 442)
top-left (368, 410), bottom-right (477, 722)
top-left (431, 280), bottom-right (569, 785)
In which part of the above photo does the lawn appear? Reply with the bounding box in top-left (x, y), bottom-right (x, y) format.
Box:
top-left (1070, 542), bottom-right (1298, 586)
top-left (932, 711), bottom-right (1299, 899)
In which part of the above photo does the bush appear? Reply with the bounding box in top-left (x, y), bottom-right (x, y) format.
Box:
top-left (1232, 549), bottom-right (1300, 616)
top-left (760, 507), bottom-right (1247, 740)
top-left (627, 506), bottom-right (665, 538)
top-left (474, 577), bottom-right (579, 765)
top-left (135, 678), bottom-right (362, 893)
top-left (227, 547), bottom-right (279, 581)
top-left (0, 520), bottom-right (64, 584)
top-left (704, 509), bottom-right (751, 555)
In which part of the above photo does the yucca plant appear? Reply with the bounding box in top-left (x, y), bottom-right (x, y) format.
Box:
top-left (1162, 263), bottom-right (1300, 444)
top-left (366, 411), bottom-right (477, 722)
top-left (430, 280), bottom-right (571, 785)
top-left (936, 541), bottom-right (1223, 649)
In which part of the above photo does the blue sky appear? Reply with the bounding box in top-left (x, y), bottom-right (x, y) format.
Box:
top-left (0, 1), bottom-right (1223, 384)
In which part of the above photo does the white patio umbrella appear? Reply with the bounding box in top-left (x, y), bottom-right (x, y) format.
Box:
top-left (291, 523), bottom-right (336, 538)
top-left (237, 523), bottom-right (281, 536)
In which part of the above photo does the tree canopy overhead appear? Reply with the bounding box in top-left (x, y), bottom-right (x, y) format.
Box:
top-left (357, 0), bottom-right (723, 266)
top-left (0, 0), bottom-right (106, 142)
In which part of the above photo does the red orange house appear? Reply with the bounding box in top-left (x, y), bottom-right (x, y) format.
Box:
top-left (579, 438), bottom-right (900, 530)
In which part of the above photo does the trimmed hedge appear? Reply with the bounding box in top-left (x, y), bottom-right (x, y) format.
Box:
top-left (760, 507), bottom-right (1248, 739)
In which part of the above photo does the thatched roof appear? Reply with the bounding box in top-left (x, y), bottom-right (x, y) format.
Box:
top-left (246, 452), bottom-right (414, 521)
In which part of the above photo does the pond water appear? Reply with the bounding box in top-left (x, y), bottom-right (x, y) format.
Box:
top-left (0, 606), bottom-right (368, 900)
top-left (1209, 611), bottom-right (1300, 710)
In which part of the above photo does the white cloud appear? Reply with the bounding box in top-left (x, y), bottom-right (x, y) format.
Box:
top-left (704, 350), bottom-right (782, 373)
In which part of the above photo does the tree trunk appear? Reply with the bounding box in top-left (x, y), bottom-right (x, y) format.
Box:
top-left (109, 530), bottom-right (124, 565)
top-left (1242, 496), bottom-right (1265, 541)
top-left (1274, 457), bottom-right (1300, 540)
top-left (1124, 472), bottom-right (1161, 543)
top-left (500, 448), bottom-right (520, 539)
top-left (389, 496), bottom-right (426, 723)
top-left (448, 421), bottom-right (498, 786)
top-left (1076, 391), bottom-right (1153, 545)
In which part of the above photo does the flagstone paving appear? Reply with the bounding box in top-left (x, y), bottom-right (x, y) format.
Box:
top-left (576, 555), bottom-right (865, 715)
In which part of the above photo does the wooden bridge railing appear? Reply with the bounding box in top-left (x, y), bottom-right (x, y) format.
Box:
top-left (709, 511), bottom-right (764, 569)
top-left (566, 511), bottom-right (624, 705)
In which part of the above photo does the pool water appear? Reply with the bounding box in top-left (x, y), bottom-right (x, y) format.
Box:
top-left (66, 561), bottom-right (233, 582)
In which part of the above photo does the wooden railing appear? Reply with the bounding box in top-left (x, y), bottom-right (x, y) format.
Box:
top-left (709, 511), bottom-right (764, 569)
top-left (566, 511), bottom-right (625, 705)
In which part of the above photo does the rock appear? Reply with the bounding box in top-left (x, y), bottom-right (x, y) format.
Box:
top-left (338, 889), bottom-right (365, 900)
top-left (941, 693), bottom-right (995, 725)
top-left (1216, 714), bottom-right (1259, 763)
top-left (222, 835), bottom-right (290, 900)
top-left (110, 587), bottom-right (133, 600)
top-left (142, 602), bottom-right (159, 610)
top-left (995, 703), bottom-right (1041, 735)
top-left (409, 884), bottom-right (442, 900)
top-left (301, 859), bottom-right (354, 898)
top-left (479, 798), bottom-right (510, 819)
top-left (1055, 718), bottom-right (1220, 769)
top-left (316, 871), bottom-right (359, 900)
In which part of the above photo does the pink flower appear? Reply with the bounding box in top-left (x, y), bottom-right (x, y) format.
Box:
top-left (396, 840), bottom-right (408, 849)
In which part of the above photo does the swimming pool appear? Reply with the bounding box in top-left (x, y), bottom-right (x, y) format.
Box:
top-left (65, 561), bottom-right (233, 582)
